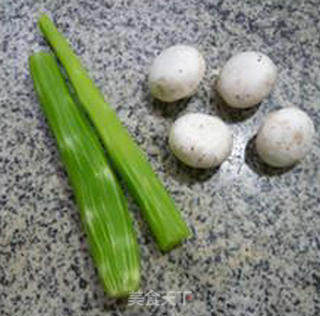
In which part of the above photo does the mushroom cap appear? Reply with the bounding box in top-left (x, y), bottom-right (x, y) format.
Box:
top-left (169, 113), bottom-right (233, 168)
top-left (149, 45), bottom-right (206, 102)
top-left (217, 51), bottom-right (277, 109)
top-left (256, 107), bottom-right (315, 167)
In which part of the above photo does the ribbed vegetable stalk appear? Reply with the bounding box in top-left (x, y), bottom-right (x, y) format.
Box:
top-left (38, 14), bottom-right (190, 251)
top-left (29, 52), bottom-right (140, 297)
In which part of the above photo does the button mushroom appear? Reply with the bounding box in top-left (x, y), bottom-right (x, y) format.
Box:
top-left (256, 107), bottom-right (315, 167)
top-left (169, 113), bottom-right (233, 168)
top-left (149, 45), bottom-right (206, 102)
top-left (217, 51), bottom-right (277, 109)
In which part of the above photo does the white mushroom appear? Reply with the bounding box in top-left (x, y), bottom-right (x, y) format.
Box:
top-left (149, 45), bottom-right (206, 102)
top-left (217, 51), bottom-right (277, 109)
top-left (256, 107), bottom-right (315, 168)
top-left (169, 113), bottom-right (233, 168)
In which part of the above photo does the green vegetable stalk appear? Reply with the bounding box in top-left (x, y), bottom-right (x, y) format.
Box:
top-left (38, 14), bottom-right (190, 251)
top-left (29, 52), bottom-right (140, 297)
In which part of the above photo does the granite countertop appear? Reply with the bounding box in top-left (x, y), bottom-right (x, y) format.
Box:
top-left (1, 1), bottom-right (320, 315)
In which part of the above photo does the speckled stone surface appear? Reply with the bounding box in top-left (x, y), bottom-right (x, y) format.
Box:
top-left (1, 1), bottom-right (320, 315)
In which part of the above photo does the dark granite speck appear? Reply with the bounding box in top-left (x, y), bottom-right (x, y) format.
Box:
top-left (1, 0), bottom-right (320, 315)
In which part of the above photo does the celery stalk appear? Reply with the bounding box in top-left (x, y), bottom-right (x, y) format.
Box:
top-left (29, 52), bottom-right (140, 297)
top-left (38, 14), bottom-right (190, 251)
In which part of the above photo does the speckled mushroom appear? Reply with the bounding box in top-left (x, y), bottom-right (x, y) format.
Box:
top-left (256, 107), bottom-right (315, 167)
top-left (169, 113), bottom-right (233, 168)
top-left (149, 45), bottom-right (206, 102)
top-left (217, 51), bottom-right (277, 109)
